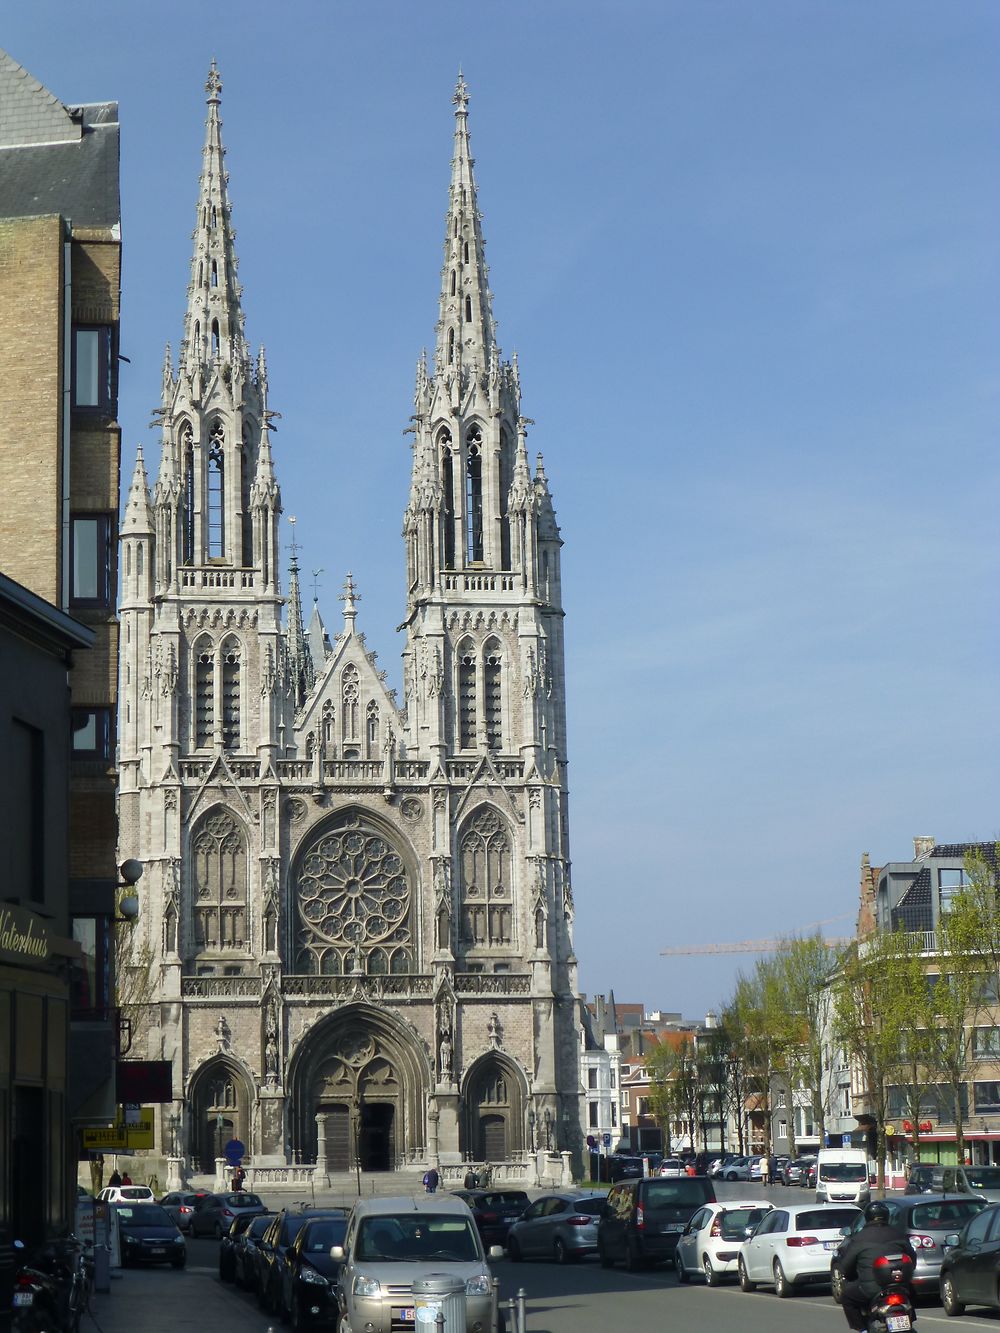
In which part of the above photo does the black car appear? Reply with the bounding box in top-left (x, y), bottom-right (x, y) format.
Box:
top-left (608, 1155), bottom-right (644, 1183)
top-left (234, 1213), bottom-right (275, 1290)
top-left (114, 1202), bottom-right (187, 1268)
top-left (280, 1214), bottom-right (349, 1330)
top-left (452, 1189), bottom-right (530, 1246)
top-left (255, 1207), bottom-right (347, 1316)
top-left (939, 1200), bottom-right (1000, 1315)
top-left (219, 1213), bottom-right (258, 1282)
top-left (598, 1174), bottom-right (717, 1270)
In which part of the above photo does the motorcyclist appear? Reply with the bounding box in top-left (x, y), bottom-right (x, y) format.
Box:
top-left (839, 1200), bottom-right (916, 1331)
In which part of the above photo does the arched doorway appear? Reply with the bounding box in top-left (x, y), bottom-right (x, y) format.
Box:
top-left (462, 1054), bottom-right (527, 1160)
top-left (287, 1005), bottom-right (430, 1172)
top-left (189, 1058), bottom-right (251, 1174)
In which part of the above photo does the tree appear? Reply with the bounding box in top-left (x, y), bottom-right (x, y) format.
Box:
top-left (769, 935), bottom-right (841, 1156)
top-left (648, 1038), bottom-right (700, 1153)
top-left (834, 928), bottom-right (927, 1192)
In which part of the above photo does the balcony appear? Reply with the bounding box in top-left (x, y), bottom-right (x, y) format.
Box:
top-left (179, 567), bottom-right (257, 591)
top-left (453, 972), bottom-right (531, 996)
top-left (182, 975), bottom-right (263, 999)
top-left (441, 572), bottom-right (518, 595)
top-left (283, 974), bottom-right (434, 999)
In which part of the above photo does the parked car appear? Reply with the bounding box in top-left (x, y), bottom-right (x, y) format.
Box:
top-left (331, 1194), bottom-right (501, 1333)
top-left (962, 1165), bottom-right (1000, 1203)
top-left (608, 1155), bottom-right (644, 1182)
top-left (158, 1190), bottom-right (207, 1233)
top-left (451, 1189), bottom-right (529, 1247)
top-left (233, 1212), bottom-right (275, 1290)
top-left (907, 1163), bottom-right (986, 1199)
top-left (506, 1192), bottom-right (606, 1264)
top-left (98, 1185), bottom-right (154, 1205)
top-left (190, 1190), bottom-right (268, 1238)
top-left (674, 1199), bottom-right (774, 1286)
top-left (708, 1155), bottom-right (738, 1178)
top-left (772, 1156), bottom-right (790, 1183)
top-left (598, 1174), bottom-right (716, 1270)
top-left (721, 1157), bottom-right (752, 1182)
top-left (219, 1213), bottom-right (258, 1282)
top-left (114, 1202), bottom-right (187, 1268)
top-left (831, 1193), bottom-right (985, 1302)
top-left (658, 1159), bottom-right (686, 1178)
top-left (781, 1156), bottom-right (815, 1187)
top-left (737, 1203), bottom-right (860, 1296)
top-left (255, 1207), bottom-right (346, 1315)
top-left (803, 1161), bottom-right (818, 1190)
top-left (280, 1213), bottom-right (349, 1329)
top-left (748, 1157), bottom-right (765, 1182)
top-left (939, 1200), bottom-right (1000, 1316)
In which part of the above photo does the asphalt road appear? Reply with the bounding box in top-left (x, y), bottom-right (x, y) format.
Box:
top-left (84, 1183), bottom-right (1000, 1333)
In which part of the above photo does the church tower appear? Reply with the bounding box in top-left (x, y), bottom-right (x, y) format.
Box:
top-left (119, 70), bottom-right (579, 1182)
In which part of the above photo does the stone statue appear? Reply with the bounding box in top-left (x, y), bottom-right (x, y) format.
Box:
top-left (215, 1014), bottom-right (231, 1051)
top-left (487, 1013), bottom-right (502, 1050)
top-left (438, 1029), bottom-right (453, 1080)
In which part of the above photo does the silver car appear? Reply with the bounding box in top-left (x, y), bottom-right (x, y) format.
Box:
top-left (506, 1192), bottom-right (605, 1263)
top-left (333, 1194), bottom-right (501, 1333)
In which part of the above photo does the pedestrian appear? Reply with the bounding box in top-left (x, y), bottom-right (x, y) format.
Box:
top-left (464, 1168), bottom-right (478, 1189)
top-left (423, 1167), bottom-right (440, 1194)
top-left (108, 1168), bottom-right (122, 1187)
top-left (233, 1166), bottom-right (245, 1191)
top-left (121, 1171), bottom-right (133, 1186)
top-left (768, 1153), bottom-right (777, 1184)
top-left (760, 1155), bottom-right (770, 1186)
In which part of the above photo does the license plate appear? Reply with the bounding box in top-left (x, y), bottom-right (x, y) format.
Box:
top-left (887, 1317), bottom-right (911, 1332)
top-left (664, 1223), bottom-right (684, 1232)
top-left (824, 1240), bottom-right (839, 1250)
top-left (151, 1247), bottom-right (166, 1255)
top-left (13, 1293), bottom-right (34, 1307)
top-left (402, 1309), bottom-right (415, 1323)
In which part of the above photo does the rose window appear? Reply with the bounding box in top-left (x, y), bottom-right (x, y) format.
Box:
top-left (295, 815), bottom-right (412, 973)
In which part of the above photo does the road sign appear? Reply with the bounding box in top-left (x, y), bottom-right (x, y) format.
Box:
top-left (82, 1106), bottom-right (155, 1151)
top-left (224, 1137), bottom-right (246, 1166)
top-left (602, 1132), bottom-right (612, 1147)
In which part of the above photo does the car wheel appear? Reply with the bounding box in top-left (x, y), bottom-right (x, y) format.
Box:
top-left (830, 1265), bottom-right (845, 1305)
top-left (624, 1239), bottom-right (644, 1273)
top-left (598, 1240), bottom-right (614, 1269)
top-left (507, 1235), bottom-right (522, 1262)
top-left (941, 1272), bottom-right (965, 1317)
top-left (703, 1255), bottom-right (721, 1287)
top-left (774, 1259), bottom-right (792, 1298)
top-left (738, 1256), bottom-right (755, 1292)
top-left (674, 1249), bottom-right (688, 1283)
top-left (553, 1237), bottom-right (570, 1265)
top-left (338, 1317), bottom-right (352, 1333)
top-left (725, 1172), bottom-right (736, 1181)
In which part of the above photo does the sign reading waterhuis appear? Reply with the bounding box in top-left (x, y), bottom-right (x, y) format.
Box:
top-left (0, 905), bottom-right (52, 965)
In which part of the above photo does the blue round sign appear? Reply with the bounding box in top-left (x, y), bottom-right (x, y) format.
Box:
top-left (224, 1137), bottom-right (246, 1165)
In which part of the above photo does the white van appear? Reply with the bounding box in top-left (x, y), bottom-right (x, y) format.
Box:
top-left (815, 1147), bottom-right (871, 1205)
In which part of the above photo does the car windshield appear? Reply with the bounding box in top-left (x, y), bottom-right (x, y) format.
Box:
top-left (116, 1205), bottom-right (171, 1226)
top-left (357, 1215), bottom-right (480, 1262)
top-left (796, 1209), bottom-right (859, 1231)
top-left (965, 1168), bottom-right (1000, 1190)
top-left (720, 1207), bottom-right (770, 1239)
top-left (301, 1220), bottom-right (347, 1252)
top-left (909, 1200), bottom-right (985, 1229)
top-left (643, 1181), bottom-right (710, 1212)
top-left (820, 1164), bottom-right (868, 1182)
top-left (224, 1193), bottom-right (262, 1207)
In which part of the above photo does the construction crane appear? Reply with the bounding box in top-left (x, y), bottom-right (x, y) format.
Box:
top-left (660, 915), bottom-right (854, 956)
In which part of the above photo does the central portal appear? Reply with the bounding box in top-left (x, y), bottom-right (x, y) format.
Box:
top-left (360, 1102), bottom-right (395, 1171)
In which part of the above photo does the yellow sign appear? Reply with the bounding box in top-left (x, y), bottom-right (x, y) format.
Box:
top-left (885, 1124), bottom-right (896, 1137)
top-left (82, 1107), bottom-right (155, 1151)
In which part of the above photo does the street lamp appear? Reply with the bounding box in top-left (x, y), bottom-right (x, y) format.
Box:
top-left (117, 858), bottom-right (144, 922)
top-left (543, 1108), bottom-right (553, 1150)
top-left (167, 1112), bottom-right (181, 1157)
top-left (528, 1108), bottom-right (537, 1152)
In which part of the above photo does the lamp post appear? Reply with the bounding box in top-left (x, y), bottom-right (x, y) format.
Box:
top-left (528, 1108), bottom-right (537, 1152)
top-left (115, 859), bottom-right (144, 1055)
top-left (167, 1112), bottom-right (181, 1157)
top-left (543, 1108), bottom-right (553, 1151)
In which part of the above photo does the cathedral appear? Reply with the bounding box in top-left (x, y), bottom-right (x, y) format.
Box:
top-left (117, 65), bottom-right (580, 1176)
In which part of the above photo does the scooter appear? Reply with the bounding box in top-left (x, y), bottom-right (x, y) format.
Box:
top-left (11, 1236), bottom-right (86, 1333)
top-left (865, 1251), bottom-right (917, 1333)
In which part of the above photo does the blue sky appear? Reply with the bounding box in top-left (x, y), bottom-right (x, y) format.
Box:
top-left (6, 1), bottom-right (998, 1018)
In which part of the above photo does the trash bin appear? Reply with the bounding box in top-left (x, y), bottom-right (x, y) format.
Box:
top-left (412, 1273), bottom-right (466, 1332)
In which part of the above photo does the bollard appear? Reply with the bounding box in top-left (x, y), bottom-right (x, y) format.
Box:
top-left (517, 1287), bottom-right (527, 1332)
top-left (504, 1295), bottom-right (518, 1333)
top-left (490, 1275), bottom-right (501, 1333)
top-left (436, 1313), bottom-right (445, 1330)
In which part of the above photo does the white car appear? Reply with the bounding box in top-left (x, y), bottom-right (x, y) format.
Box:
top-left (737, 1203), bottom-right (861, 1297)
top-left (97, 1185), bottom-right (155, 1205)
top-left (674, 1200), bottom-right (774, 1286)
top-left (720, 1157), bottom-right (752, 1182)
top-left (658, 1159), bottom-right (686, 1178)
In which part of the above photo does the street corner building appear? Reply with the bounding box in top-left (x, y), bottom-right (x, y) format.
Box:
top-left (117, 67), bottom-right (581, 1179)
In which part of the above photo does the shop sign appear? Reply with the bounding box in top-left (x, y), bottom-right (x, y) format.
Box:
top-left (0, 903), bottom-right (52, 966)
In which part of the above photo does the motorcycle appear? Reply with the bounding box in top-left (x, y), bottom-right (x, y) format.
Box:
top-left (865, 1251), bottom-right (917, 1333)
top-left (11, 1236), bottom-right (89, 1333)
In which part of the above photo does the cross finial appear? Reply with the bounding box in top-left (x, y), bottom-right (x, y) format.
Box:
top-left (311, 568), bottom-right (325, 603)
top-left (288, 515), bottom-right (300, 566)
top-left (206, 59), bottom-right (222, 103)
top-left (339, 572), bottom-right (361, 631)
top-left (453, 71), bottom-right (469, 114)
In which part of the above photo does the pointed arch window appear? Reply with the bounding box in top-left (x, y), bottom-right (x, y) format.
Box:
top-left (448, 328), bottom-right (455, 365)
top-left (198, 262), bottom-right (203, 286)
top-left (484, 639), bottom-right (503, 751)
top-left (195, 641), bottom-right (215, 748)
top-left (208, 421), bottom-right (225, 558)
top-left (182, 425), bottom-right (195, 564)
top-left (440, 431), bottom-right (455, 568)
top-left (464, 241), bottom-right (470, 264)
top-left (192, 809), bottom-right (248, 955)
top-left (342, 665), bottom-right (359, 740)
top-left (322, 701), bottom-right (335, 751)
top-left (211, 260), bottom-right (218, 288)
top-left (366, 701), bottom-right (379, 758)
top-left (465, 295), bottom-right (473, 322)
top-left (211, 205), bottom-right (218, 229)
top-left (221, 638), bottom-right (241, 750)
top-left (499, 428), bottom-right (512, 570)
top-left (240, 430), bottom-right (253, 566)
top-left (459, 808), bottom-right (512, 949)
top-left (211, 319), bottom-right (220, 357)
top-left (465, 426), bottom-right (483, 564)
top-left (458, 642), bottom-right (477, 750)
top-left (450, 270), bottom-right (456, 296)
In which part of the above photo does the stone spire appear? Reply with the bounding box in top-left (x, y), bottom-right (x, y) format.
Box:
top-left (179, 60), bottom-right (247, 378)
top-left (121, 445), bottom-right (154, 535)
top-left (286, 518), bottom-right (313, 706)
top-left (434, 73), bottom-right (497, 379)
top-left (339, 572), bottom-right (360, 636)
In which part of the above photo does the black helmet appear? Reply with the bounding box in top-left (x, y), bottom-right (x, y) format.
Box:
top-left (865, 1201), bottom-right (891, 1225)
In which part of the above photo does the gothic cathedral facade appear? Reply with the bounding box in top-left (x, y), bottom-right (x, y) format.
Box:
top-left (118, 67), bottom-right (579, 1175)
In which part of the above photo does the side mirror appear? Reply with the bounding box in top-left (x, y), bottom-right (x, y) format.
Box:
top-left (840, 1227), bottom-right (851, 1238)
top-left (488, 1245), bottom-right (504, 1261)
top-left (943, 1233), bottom-right (960, 1250)
top-left (329, 1245), bottom-right (345, 1260)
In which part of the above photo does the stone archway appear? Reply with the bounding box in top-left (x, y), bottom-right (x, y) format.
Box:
top-left (287, 1004), bottom-right (430, 1172)
top-left (188, 1057), bottom-right (252, 1174)
top-left (461, 1053), bottom-right (527, 1161)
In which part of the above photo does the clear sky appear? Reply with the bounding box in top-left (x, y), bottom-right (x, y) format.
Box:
top-left (6, 1), bottom-right (998, 1019)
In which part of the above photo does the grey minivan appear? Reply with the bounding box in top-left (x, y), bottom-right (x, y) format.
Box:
top-left (333, 1194), bottom-right (502, 1333)
top-left (598, 1175), bottom-right (716, 1270)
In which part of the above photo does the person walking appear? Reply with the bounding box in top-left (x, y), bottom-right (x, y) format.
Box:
top-left (760, 1155), bottom-right (770, 1186)
top-left (423, 1167), bottom-right (439, 1194)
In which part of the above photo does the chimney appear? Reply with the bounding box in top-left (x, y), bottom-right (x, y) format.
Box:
top-left (913, 836), bottom-right (935, 861)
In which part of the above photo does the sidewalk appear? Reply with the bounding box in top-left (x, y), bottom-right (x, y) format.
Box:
top-left (86, 1262), bottom-right (271, 1333)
